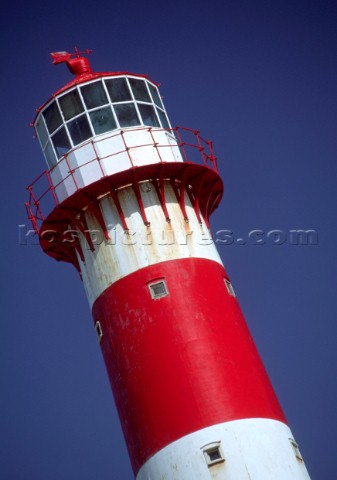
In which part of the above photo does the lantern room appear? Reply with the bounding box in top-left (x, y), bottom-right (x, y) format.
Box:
top-left (33, 56), bottom-right (183, 203)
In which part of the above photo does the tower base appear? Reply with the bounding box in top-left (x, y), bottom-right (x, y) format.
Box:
top-left (137, 419), bottom-right (311, 480)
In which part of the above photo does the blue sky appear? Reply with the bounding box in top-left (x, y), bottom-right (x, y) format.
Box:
top-left (1, 1), bottom-right (336, 479)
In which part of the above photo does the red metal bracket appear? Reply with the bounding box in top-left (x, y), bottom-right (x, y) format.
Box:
top-left (132, 169), bottom-right (150, 226)
top-left (190, 169), bottom-right (209, 225)
top-left (170, 165), bottom-right (189, 222)
top-left (75, 213), bottom-right (95, 252)
top-left (153, 164), bottom-right (170, 222)
top-left (108, 184), bottom-right (129, 231)
top-left (77, 191), bottom-right (110, 240)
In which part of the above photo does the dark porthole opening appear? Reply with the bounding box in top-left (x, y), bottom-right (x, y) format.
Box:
top-left (224, 278), bottom-right (236, 297)
top-left (148, 280), bottom-right (168, 299)
top-left (95, 321), bottom-right (103, 342)
top-left (289, 438), bottom-right (303, 462)
top-left (202, 442), bottom-right (225, 467)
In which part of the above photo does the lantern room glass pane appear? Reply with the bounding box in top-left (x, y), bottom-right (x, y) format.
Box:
top-left (157, 108), bottom-right (170, 129)
top-left (36, 118), bottom-right (49, 147)
top-left (68, 114), bottom-right (92, 145)
top-left (51, 127), bottom-right (71, 159)
top-left (59, 90), bottom-right (84, 121)
top-left (114, 103), bottom-right (140, 127)
top-left (149, 84), bottom-right (163, 108)
top-left (89, 107), bottom-right (117, 135)
top-left (105, 78), bottom-right (132, 102)
top-left (138, 104), bottom-right (160, 127)
top-left (43, 101), bottom-right (62, 134)
top-left (129, 78), bottom-right (151, 102)
top-left (81, 81), bottom-right (109, 109)
top-left (44, 141), bottom-right (57, 169)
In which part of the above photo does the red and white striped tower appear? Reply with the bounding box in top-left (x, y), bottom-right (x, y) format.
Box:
top-left (26, 50), bottom-right (311, 479)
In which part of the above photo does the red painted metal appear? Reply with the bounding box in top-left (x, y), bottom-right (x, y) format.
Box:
top-left (190, 169), bottom-right (209, 225)
top-left (26, 126), bottom-right (221, 238)
top-left (31, 162), bottom-right (222, 267)
top-left (84, 197), bottom-right (110, 240)
top-left (132, 169), bottom-right (150, 226)
top-left (153, 165), bottom-right (170, 222)
top-left (51, 48), bottom-right (93, 76)
top-left (92, 257), bottom-right (286, 475)
top-left (108, 185), bottom-right (129, 232)
top-left (26, 126), bottom-right (218, 229)
top-left (75, 213), bottom-right (95, 252)
top-left (178, 165), bottom-right (189, 222)
top-left (169, 177), bottom-right (189, 222)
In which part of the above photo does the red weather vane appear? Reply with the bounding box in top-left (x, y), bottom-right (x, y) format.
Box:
top-left (50, 47), bottom-right (92, 64)
top-left (50, 48), bottom-right (93, 75)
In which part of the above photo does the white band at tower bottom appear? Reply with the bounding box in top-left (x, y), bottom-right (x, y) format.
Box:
top-left (136, 418), bottom-right (311, 480)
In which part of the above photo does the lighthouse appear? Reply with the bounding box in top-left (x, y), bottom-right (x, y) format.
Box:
top-left (26, 49), bottom-right (311, 479)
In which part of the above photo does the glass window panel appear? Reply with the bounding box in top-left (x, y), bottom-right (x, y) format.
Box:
top-left (59, 90), bottom-right (84, 120)
top-left (157, 108), bottom-right (170, 129)
top-left (129, 78), bottom-right (151, 102)
top-left (35, 117), bottom-right (49, 147)
top-left (105, 78), bottom-right (132, 102)
top-left (44, 141), bottom-right (57, 169)
top-left (43, 101), bottom-right (63, 133)
top-left (138, 104), bottom-right (160, 127)
top-left (149, 84), bottom-right (163, 108)
top-left (68, 114), bottom-right (92, 145)
top-left (89, 107), bottom-right (117, 135)
top-left (81, 81), bottom-right (109, 109)
top-left (114, 103), bottom-right (140, 127)
top-left (51, 127), bottom-right (71, 159)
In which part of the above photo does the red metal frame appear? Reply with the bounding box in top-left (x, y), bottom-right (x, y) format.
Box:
top-left (132, 169), bottom-right (150, 226)
top-left (26, 126), bottom-right (222, 270)
top-left (153, 164), bottom-right (171, 223)
top-left (26, 126), bottom-right (218, 234)
top-left (108, 184), bottom-right (129, 232)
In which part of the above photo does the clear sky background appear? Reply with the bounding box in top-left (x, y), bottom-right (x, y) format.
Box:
top-left (1, 1), bottom-right (336, 479)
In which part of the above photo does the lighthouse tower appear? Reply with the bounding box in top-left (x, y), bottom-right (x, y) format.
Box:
top-left (26, 50), bottom-right (311, 480)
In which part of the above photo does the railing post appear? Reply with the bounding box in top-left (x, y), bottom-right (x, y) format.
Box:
top-left (45, 170), bottom-right (59, 206)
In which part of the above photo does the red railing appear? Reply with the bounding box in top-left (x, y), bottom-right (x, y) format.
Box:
top-left (25, 126), bottom-right (218, 234)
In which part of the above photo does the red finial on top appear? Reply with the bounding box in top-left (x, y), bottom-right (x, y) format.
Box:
top-left (50, 48), bottom-right (93, 76)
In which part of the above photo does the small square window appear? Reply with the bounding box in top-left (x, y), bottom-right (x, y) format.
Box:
top-left (289, 438), bottom-right (303, 462)
top-left (224, 278), bottom-right (236, 297)
top-left (95, 321), bottom-right (103, 342)
top-left (201, 442), bottom-right (225, 467)
top-left (148, 280), bottom-right (168, 299)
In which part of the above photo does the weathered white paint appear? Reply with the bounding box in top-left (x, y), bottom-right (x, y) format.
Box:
top-left (79, 181), bottom-right (222, 307)
top-left (136, 419), bottom-right (311, 480)
top-left (52, 128), bottom-right (183, 203)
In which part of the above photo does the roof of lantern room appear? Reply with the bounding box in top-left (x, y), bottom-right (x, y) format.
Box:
top-left (33, 48), bottom-right (160, 124)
